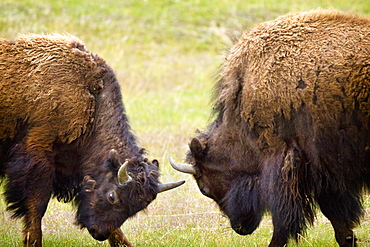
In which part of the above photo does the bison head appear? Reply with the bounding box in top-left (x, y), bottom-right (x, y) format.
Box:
top-left (77, 149), bottom-right (184, 241)
top-left (170, 134), bottom-right (264, 236)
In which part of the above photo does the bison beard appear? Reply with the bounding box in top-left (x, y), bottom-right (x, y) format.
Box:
top-left (0, 34), bottom-right (184, 247)
top-left (171, 9), bottom-right (370, 247)
top-left (221, 175), bottom-right (263, 235)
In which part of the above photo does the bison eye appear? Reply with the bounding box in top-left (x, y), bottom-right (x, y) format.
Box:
top-left (108, 191), bottom-right (117, 204)
top-left (199, 187), bottom-right (209, 196)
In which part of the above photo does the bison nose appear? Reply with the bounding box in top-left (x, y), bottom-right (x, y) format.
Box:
top-left (231, 223), bottom-right (254, 235)
top-left (88, 227), bottom-right (110, 241)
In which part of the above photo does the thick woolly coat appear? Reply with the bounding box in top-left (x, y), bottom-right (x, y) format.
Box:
top-left (218, 10), bottom-right (370, 149)
top-left (0, 34), bottom-right (102, 149)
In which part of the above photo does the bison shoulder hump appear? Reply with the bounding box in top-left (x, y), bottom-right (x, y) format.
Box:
top-left (217, 9), bottom-right (370, 145)
top-left (0, 34), bottom-right (106, 143)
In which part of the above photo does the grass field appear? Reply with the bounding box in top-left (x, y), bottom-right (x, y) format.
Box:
top-left (1, 0), bottom-right (370, 246)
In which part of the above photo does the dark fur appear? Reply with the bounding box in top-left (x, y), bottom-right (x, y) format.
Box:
top-left (0, 34), bottom-right (159, 247)
top-left (185, 10), bottom-right (370, 247)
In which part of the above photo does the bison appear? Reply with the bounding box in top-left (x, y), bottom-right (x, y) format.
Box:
top-left (171, 9), bottom-right (370, 247)
top-left (0, 33), bottom-right (184, 247)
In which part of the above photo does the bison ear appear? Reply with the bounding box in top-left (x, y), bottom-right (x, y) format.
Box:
top-left (83, 176), bottom-right (96, 192)
top-left (152, 159), bottom-right (159, 168)
top-left (190, 138), bottom-right (206, 160)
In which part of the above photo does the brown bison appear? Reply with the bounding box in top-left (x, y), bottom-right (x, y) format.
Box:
top-left (171, 9), bottom-right (370, 247)
top-left (0, 33), bottom-right (184, 247)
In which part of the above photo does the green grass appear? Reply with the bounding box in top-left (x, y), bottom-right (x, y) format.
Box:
top-left (1, 0), bottom-right (370, 246)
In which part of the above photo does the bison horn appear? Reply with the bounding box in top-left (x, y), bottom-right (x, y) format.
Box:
top-left (169, 156), bottom-right (197, 175)
top-left (157, 180), bottom-right (186, 193)
top-left (118, 160), bottom-right (132, 185)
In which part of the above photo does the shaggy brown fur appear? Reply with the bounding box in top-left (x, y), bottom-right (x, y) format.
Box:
top-left (0, 34), bottom-right (102, 147)
top-left (218, 9), bottom-right (370, 149)
top-left (180, 9), bottom-right (370, 247)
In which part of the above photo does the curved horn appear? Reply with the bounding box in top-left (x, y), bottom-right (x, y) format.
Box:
top-left (158, 180), bottom-right (185, 193)
top-left (118, 160), bottom-right (132, 185)
top-left (169, 156), bottom-right (197, 175)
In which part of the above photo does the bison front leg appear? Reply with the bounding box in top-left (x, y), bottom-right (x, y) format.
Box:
top-left (5, 143), bottom-right (54, 247)
top-left (22, 212), bottom-right (43, 247)
top-left (318, 190), bottom-right (361, 247)
top-left (267, 147), bottom-right (312, 247)
top-left (268, 218), bottom-right (290, 247)
top-left (21, 178), bottom-right (52, 247)
top-left (108, 228), bottom-right (133, 247)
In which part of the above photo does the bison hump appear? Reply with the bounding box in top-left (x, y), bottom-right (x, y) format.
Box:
top-left (0, 34), bottom-right (106, 145)
top-left (218, 9), bottom-right (370, 146)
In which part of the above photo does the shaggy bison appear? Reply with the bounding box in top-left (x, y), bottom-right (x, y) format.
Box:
top-left (0, 34), bottom-right (184, 247)
top-left (171, 9), bottom-right (370, 247)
